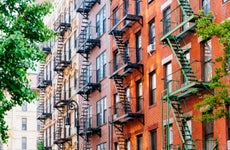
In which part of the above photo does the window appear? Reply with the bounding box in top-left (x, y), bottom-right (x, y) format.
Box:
top-left (164, 62), bottom-right (172, 93)
top-left (149, 72), bottom-right (156, 105)
top-left (97, 142), bottom-right (106, 150)
top-left (126, 139), bottom-right (130, 150)
top-left (49, 61), bottom-right (52, 80)
top-left (64, 43), bottom-right (67, 61)
top-left (87, 106), bottom-right (92, 128)
top-left (74, 30), bottom-right (77, 48)
top-left (203, 121), bottom-right (214, 149)
top-left (21, 102), bottom-right (27, 112)
top-left (69, 37), bottom-right (72, 59)
top-left (64, 81), bottom-right (67, 100)
top-left (22, 118), bottom-right (27, 130)
top-left (113, 7), bottom-right (119, 28)
top-left (113, 51), bottom-right (119, 71)
top-left (96, 6), bottom-right (106, 37)
top-left (163, 7), bottom-right (171, 34)
top-left (84, 64), bottom-right (92, 84)
top-left (203, 40), bottom-right (212, 82)
top-left (202, 0), bottom-right (210, 14)
top-left (68, 76), bottom-right (71, 98)
top-left (96, 97), bottom-right (107, 126)
top-left (69, 3), bottom-right (71, 22)
top-left (135, 0), bottom-right (141, 15)
top-left (136, 80), bottom-right (142, 111)
top-left (74, 0), bottom-right (77, 10)
top-left (22, 137), bottom-right (27, 150)
top-left (137, 134), bottom-right (142, 150)
top-left (150, 129), bottom-right (157, 150)
top-left (169, 125), bottom-right (173, 149)
top-left (228, 105), bottom-right (230, 140)
top-left (114, 93), bottom-right (119, 116)
top-left (149, 20), bottom-right (156, 47)
top-left (96, 51), bottom-right (106, 82)
top-left (74, 72), bottom-right (77, 89)
top-left (136, 31), bottom-right (142, 62)
top-left (185, 120), bottom-right (192, 149)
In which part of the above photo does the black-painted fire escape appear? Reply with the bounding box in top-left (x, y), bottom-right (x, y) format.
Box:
top-left (109, 1), bottom-right (144, 149)
top-left (53, 12), bottom-right (71, 150)
top-left (76, 0), bottom-right (101, 149)
top-left (37, 45), bottom-right (52, 145)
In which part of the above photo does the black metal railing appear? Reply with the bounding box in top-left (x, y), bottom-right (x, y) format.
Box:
top-left (54, 12), bottom-right (71, 35)
top-left (77, 25), bottom-right (100, 54)
top-left (109, 1), bottom-right (143, 34)
top-left (77, 0), bottom-right (100, 15)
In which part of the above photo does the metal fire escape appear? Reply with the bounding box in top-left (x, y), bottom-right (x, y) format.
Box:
top-left (76, 1), bottom-right (101, 149)
top-left (109, 1), bottom-right (144, 149)
top-left (53, 12), bottom-right (71, 150)
top-left (37, 45), bottom-right (52, 144)
top-left (160, 0), bottom-right (209, 149)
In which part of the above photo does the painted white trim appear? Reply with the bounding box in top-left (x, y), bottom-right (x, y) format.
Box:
top-left (161, 0), bottom-right (172, 12)
top-left (162, 54), bottom-right (173, 65)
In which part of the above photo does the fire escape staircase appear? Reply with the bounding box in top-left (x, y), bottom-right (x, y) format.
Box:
top-left (161, 1), bottom-right (210, 150)
top-left (111, 78), bottom-right (144, 150)
top-left (37, 64), bottom-right (52, 142)
top-left (53, 14), bottom-right (71, 149)
top-left (169, 100), bottom-right (196, 150)
top-left (76, 2), bottom-right (101, 150)
top-left (77, 0), bottom-right (100, 18)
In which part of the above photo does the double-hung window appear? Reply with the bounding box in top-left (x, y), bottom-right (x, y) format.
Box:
top-left (22, 137), bottom-right (27, 150)
top-left (149, 20), bottom-right (156, 49)
top-left (96, 51), bottom-right (106, 82)
top-left (137, 134), bottom-right (143, 150)
top-left (97, 142), bottom-right (106, 150)
top-left (203, 40), bottom-right (212, 82)
top-left (150, 72), bottom-right (156, 105)
top-left (163, 7), bottom-right (171, 35)
top-left (202, 0), bottom-right (210, 14)
top-left (96, 97), bottom-right (107, 126)
top-left (136, 31), bottom-right (142, 62)
top-left (96, 6), bottom-right (106, 37)
top-left (22, 118), bottom-right (27, 130)
top-left (136, 80), bottom-right (143, 111)
top-left (150, 129), bottom-right (157, 150)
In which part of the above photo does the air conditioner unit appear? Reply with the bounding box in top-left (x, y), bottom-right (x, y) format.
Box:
top-left (227, 140), bottom-right (230, 150)
top-left (147, 43), bottom-right (156, 55)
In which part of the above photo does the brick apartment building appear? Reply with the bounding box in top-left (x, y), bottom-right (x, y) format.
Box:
top-left (37, 0), bottom-right (230, 150)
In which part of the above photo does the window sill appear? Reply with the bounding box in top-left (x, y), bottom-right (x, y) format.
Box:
top-left (149, 103), bottom-right (157, 109)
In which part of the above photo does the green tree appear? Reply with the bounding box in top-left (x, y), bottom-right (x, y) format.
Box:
top-left (0, 0), bottom-right (55, 143)
top-left (195, 11), bottom-right (230, 122)
top-left (37, 141), bottom-right (45, 150)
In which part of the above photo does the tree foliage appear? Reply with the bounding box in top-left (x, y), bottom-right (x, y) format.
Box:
top-left (0, 0), bottom-right (55, 143)
top-left (195, 11), bottom-right (230, 122)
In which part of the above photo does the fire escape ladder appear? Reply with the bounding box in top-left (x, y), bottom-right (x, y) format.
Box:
top-left (54, 108), bottom-right (64, 149)
top-left (166, 36), bottom-right (197, 83)
top-left (170, 100), bottom-right (196, 150)
top-left (177, 0), bottom-right (194, 18)
top-left (54, 72), bottom-right (65, 112)
top-left (114, 123), bottom-right (126, 150)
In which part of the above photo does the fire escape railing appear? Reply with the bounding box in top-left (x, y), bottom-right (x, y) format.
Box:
top-left (109, 1), bottom-right (143, 35)
top-left (53, 12), bottom-right (72, 148)
top-left (76, 24), bottom-right (100, 57)
top-left (77, 0), bottom-right (100, 17)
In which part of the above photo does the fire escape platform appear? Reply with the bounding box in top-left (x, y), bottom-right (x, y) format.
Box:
top-left (54, 61), bottom-right (71, 72)
top-left (160, 15), bottom-right (195, 42)
top-left (109, 63), bottom-right (143, 79)
top-left (54, 138), bottom-right (71, 145)
top-left (79, 127), bottom-right (101, 137)
top-left (109, 14), bottom-right (143, 35)
top-left (77, 39), bottom-right (100, 54)
top-left (77, 0), bottom-right (100, 14)
top-left (162, 81), bottom-right (209, 100)
top-left (37, 80), bottom-right (52, 88)
top-left (77, 82), bottom-right (101, 95)
top-left (37, 113), bottom-right (52, 120)
top-left (54, 100), bottom-right (69, 108)
top-left (112, 113), bottom-right (144, 124)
